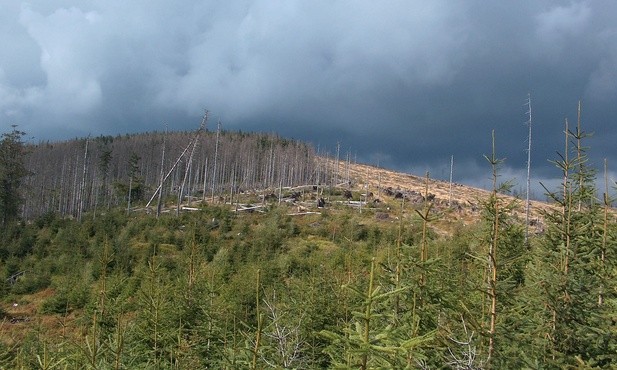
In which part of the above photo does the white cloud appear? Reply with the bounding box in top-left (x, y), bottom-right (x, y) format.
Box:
top-left (535, 1), bottom-right (592, 57)
top-left (153, 1), bottom-right (471, 121)
top-left (19, 5), bottom-right (103, 116)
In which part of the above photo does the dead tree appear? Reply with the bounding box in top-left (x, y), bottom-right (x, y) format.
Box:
top-left (211, 120), bottom-right (221, 202)
top-left (146, 124), bottom-right (205, 209)
top-left (201, 157), bottom-right (209, 203)
top-left (177, 111), bottom-right (208, 215)
top-left (524, 93), bottom-right (533, 245)
top-left (156, 125), bottom-right (167, 218)
top-left (449, 155), bottom-right (454, 207)
top-left (78, 136), bottom-right (89, 221)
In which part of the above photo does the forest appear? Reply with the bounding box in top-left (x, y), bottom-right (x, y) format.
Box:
top-left (0, 114), bottom-right (615, 369)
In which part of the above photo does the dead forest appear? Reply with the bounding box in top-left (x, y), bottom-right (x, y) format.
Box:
top-left (21, 126), bottom-right (321, 220)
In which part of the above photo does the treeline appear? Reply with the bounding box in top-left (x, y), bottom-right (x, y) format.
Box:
top-left (21, 127), bottom-right (317, 220)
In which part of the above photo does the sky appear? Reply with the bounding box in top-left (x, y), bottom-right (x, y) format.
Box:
top-left (2, 1), bottom-right (617, 195)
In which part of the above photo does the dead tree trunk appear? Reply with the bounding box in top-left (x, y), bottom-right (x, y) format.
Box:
top-left (156, 125), bottom-right (167, 218)
top-left (146, 125), bottom-right (204, 209)
top-left (449, 155), bottom-right (454, 207)
top-left (211, 121), bottom-right (221, 202)
top-left (177, 111), bottom-right (208, 215)
top-left (525, 94), bottom-right (533, 245)
top-left (78, 137), bottom-right (89, 221)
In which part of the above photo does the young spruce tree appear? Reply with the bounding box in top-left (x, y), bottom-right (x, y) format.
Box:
top-left (531, 107), bottom-right (616, 367)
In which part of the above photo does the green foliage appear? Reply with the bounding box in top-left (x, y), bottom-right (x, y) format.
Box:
top-left (321, 259), bottom-right (435, 369)
top-left (10, 269), bottom-right (51, 295)
top-left (0, 126), bottom-right (29, 227)
top-left (41, 268), bottom-right (92, 314)
top-left (525, 115), bottom-right (617, 368)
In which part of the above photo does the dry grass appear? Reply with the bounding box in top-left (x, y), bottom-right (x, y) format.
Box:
top-left (320, 158), bottom-right (557, 235)
top-left (1, 288), bottom-right (82, 344)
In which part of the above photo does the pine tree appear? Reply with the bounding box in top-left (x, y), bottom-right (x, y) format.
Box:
top-left (0, 126), bottom-right (29, 227)
top-left (531, 107), bottom-right (617, 367)
top-left (475, 131), bottom-right (526, 367)
top-left (321, 258), bottom-right (435, 368)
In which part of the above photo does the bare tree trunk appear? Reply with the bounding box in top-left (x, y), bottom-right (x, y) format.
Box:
top-left (156, 126), bottom-right (167, 218)
top-left (187, 159), bottom-right (193, 206)
top-left (202, 157), bottom-right (208, 204)
top-left (315, 145), bottom-right (321, 193)
top-left (127, 175), bottom-right (132, 216)
top-left (229, 166), bottom-right (235, 206)
top-left (334, 141), bottom-right (340, 189)
top-left (576, 101), bottom-right (582, 211)
top-left (146, 129), bottom-right (201, 208)
top-left (72, 151), bottom-right (80, 217)
top-left (449, 155), bottom-right (454, 207)
top-left (211, 121), bottom-right (221, 202)
top-left (221, 155), bottom-right (227, 204)
top-left (78, 137), bottom-right (89, 221)
top-left (59, 158), bottom-right (66, 215)
top-left (525, 93), bottom-right (533, 245)
top-left (377, 159), bottom-right (381, 200)
top-left (177, 112), bottom-right (207, 215)
top-left (345, 150), bottom-right (350, 187)
top-left (278, 177), bottom-right (283, 206)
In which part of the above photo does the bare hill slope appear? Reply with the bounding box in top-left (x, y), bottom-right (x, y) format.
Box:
top-left (320, 157), bottom-right (554, 234)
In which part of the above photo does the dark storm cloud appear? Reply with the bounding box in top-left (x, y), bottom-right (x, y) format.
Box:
top-left (1, 1), bottom-right (616, 191)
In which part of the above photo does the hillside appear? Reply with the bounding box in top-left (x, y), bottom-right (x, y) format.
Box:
top-left (8, 120), bottom-right (568, 236)
top-left (330, 158), bottom-right (555, 232)
top-left (0, 128), bottom-right (615, 368)
top-left (19, 127), bottom-right (556, 233)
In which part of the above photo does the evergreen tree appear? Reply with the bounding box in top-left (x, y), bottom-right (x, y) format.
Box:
top-left (467, 131), bottom-right (527, 368)
top-left (321, 258), bottom-right (435, 369)
top-left (530, 113), bottom-right (617, 367)
top-left (0, 126), bottom-right (29, 227)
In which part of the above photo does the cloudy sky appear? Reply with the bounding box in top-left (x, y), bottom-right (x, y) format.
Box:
top-left (2, 1), bottom-right (617, 194)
